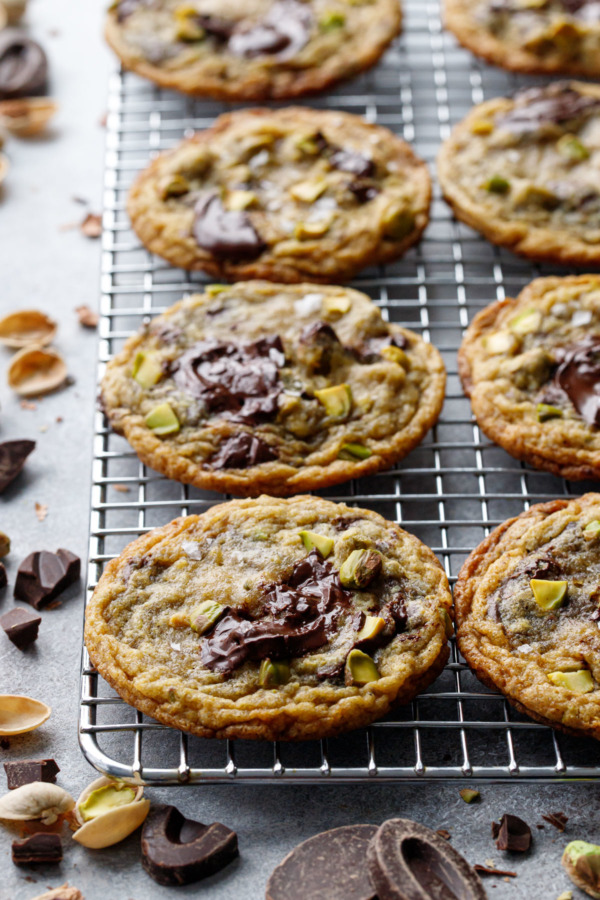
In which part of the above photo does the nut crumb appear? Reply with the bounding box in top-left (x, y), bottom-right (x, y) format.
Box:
top-left (80, 213), bottom-right (102, 239)
top-left (20, 400), bottom-right (37, 411)
top-left (436, 829), bottom-right (451, 840)
top-left (113, 484), bottom-right (130, 493)
top-left (39, 425), bottom-right (48, 433)
top-left (75, 305), bottom-right (99, 328)
top-left (35, 502), bottom-right (48, 522)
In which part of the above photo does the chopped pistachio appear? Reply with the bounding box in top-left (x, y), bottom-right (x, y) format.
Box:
top-left (339, 549), bottom-right (382, 589)
top-left (345, 649), bottom-right (380, 685)
top-left (258, 658), bottom-right (290, 688)
top-left (382, 208), bottom-right (415, 240)
top-left (381, 344), bottom-right (408, 366)
top-left (584, 520), bottom-right (600, 536)
top-left (562, 840), bottom-right (600, 898)
top-left (482, 175), bottom-right (510, 194)
top-left (323, 295), bottom-right (351, 317)
top-left (319, 10), bottom-right (346, 30)
top-left (290, 178), bottom-right (328, 203)
top-left (132, 351), bottom-right (163, 389)
top-left (144, 403), bottom-right (180, 436)
top-left (356, 615), bottom-right (386, 642)
top-left (514, 183), bottom-right (559, 210)
top-left (537, 403), bottom-right (563, 422)
top-left (547, 670), bottom-right (594, 693)
top-left (299, 530), bottom-right (334, 558)
top-left (483, 331), bottom-right (519, 355)
top-left (294, 218), bottom-right (333, 239)
top-left (79, 783), bottom-right (136, 822)
top-left (338, 442), bottom-right (372, 461)
top-left (159, 173), bottom-right (190, 200)
top-left (295, 133), bottom-right (323, 156)
top-left (557, 133), bottom-right (589, 162)
top-left (509, 308), bottom-right (542, 335)
top-left (0, 531), bottom-right (10, 557)
top-left (314, 383), bottom-right (352, 417)
top-left (459, 788), bottom-right (480, 804)
top-left (226, 190), bottom-right (257, 211)
top-left (530, 578), bottom-right (567, 611)
top-left (442, 608), bottom-right (454, 638)
top-left (470, 119), bottom-right (494, 135)
top-left (175, 17), bottom-right (205, 41)
top-left (205, 284), bottom-right (228, 296)
top-left (251, 530), bottom-right (269, 541)
top-left (190, 600), bottom-right (225, 635)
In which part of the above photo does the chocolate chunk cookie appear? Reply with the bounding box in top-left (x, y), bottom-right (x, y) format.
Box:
top-left (100, 282), bottom-right (445, 496)
top-left (127, 107), bottom-right (431, 283)
top-left (438, 81), bottom-right (600, 266)
top-left (85, 496), bottom-right (452, 741)
top-left (444, 0), bottom-right (600, 78)
top-left (459, 275), bottom-right (600, 481)
top-left (105, 0), bottom-right (401, 101)
top-left (455, 494), bottom-right (600, 741)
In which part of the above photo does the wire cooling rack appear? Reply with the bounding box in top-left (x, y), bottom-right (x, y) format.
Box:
top-left (79, 0), bottom-right (600, 784)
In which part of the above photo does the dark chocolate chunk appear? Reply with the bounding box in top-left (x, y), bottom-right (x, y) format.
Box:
top-left (473, 864), bottom-right (516, 877)
top-left (298, 320), bottom-right (341, 375)
top-left (0, 562), bottom-right (6, 590)
top-left (209, 433), bottom-right (277, 470)
top-left (329, 148), bottom-right (375, 178)
top-left (12, 833), bottom-right (62, 865)
top-left (197, 14), bottom-right (235, 40)
top-left (348, 179), bottom-right (380, 204)
top-left (368, 818), bottom-right (487, 900)
top-left (0, 439), bottom-right (35, 493)
top-left (493, 814), bottom-right (532, 853)
top-left (498, 84), bottom-right (600, 134)
top-left (553, 337), bottom-right (600, 427)
top-left (193, 193), bottom-right (266, 260)
top-left (4, 758), bottom-right (59, 789)
top-left (141, 804), bottom-right (238, 887)
top-left (14, 548), bottom-right (80, 610)
top-left (266, 824), bottom-right (378, 900)
top-left (542, 811), bottom-right (568, 831)
top-left (561, 0), bottom-right (600, 16)
top-left (228, 0), bottom-right (311, 59)
top-left (0, 607), bottom-right (41, 650)
top-left (0, 31), bottom-right (47, 99)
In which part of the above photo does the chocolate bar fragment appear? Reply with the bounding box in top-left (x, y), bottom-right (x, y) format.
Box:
top-left (12, 832), bottom-right (62, 865)
top-left (14, 548), bottom-right (80, 610)
top-left (492, 814), bottom-right (532, 853)
top-left (0, 561), bottom-right (6, 590)
top-left (0, 439), bottom-right (35, 493)
top-left (0, 607), bottom-right (41, 649)
top-left (4, 758), bottom-right (60, 789)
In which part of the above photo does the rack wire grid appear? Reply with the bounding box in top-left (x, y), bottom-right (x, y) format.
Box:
top-left (79, 0), bottom-right (600, 785)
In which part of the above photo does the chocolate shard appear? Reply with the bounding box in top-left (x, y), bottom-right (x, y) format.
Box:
top-left (141, 804), bottom-right (238, 887)
top-left (474, 863), bottom-right (517, 877)
top-left (0, 439), bottom-right (35, 493)
top-left (266, 824), bottom-right (378, 900)
top-left (0, 607), bottom-right (41, 649)
top-left (348, 179), bottom-right (380, 204)
top-left (542, 811), bottom-right (568, 831)
top-left (209, 433), bottom-right (277, 470)
top-left (498, 84), bottom-right (600, 134)
top-left (329, 147), bottom-right (375, 178)
top-left (4, 758), bottom-right (60, 789)
top-left (553, 337), bottom-right (600, 427)
top-left (12, 832), bottom-right (62, 865)
top-left (193, 193), bottom-right (266, 260)
top-left (494, 814), bottom-right (532, 853)
top-left (14, 548), bottom-right (81, 610)
top-left (368, 818), bottom-right (487, 900)
top-left (0, 31), bottom-right (47, 100)
top-left (0, 562), bottom-right (6, 590)
top-left (228, 0), bottom-right (311, 60)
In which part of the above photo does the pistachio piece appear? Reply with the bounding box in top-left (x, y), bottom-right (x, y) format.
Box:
top-left (537, 403), bottom-right (563, 422)
top-left (530, 578), bottom-right (567, 611)
top-left (205, 284), bottom-right (228, 296)
top-left (585, 520), bottom-right (600, 537)
top-left (0, 530), bottom-right (9, 557)
top-left (381, 344), bottom-right (408, 366)
top-left (345, 649), bottom-right (380, 685)
top-left (0, 310), bottom-right (57, 349)
top-left (339, 549), bottom-right (382, 589)
top-left (442, 608), bottom-right (454, 638)
top-left (174, 5), bottom-right (205, 41)
top-left (295, 133), bottom-right (324, 156)
top-left (226, 189), bottom-right (257, 211)
top-left (319, 10), bottom-right (346, 30)
top-left (547, 670), bottom-right (594, 693)
top-left (514, 183), bottom-right (559, 211)
top-left (299, 530), bottom-right (334, 558)
top-left (356, 615), bottom-right (386, 642)
top-left (459, 788), bottom-right (480, 804)
top-left (483, 331), bottom-right (519, 355)
top-left (258, 658), bottom-right (290, 687)
top-left (509, 308), bottom-right (542, 335)
top-left (145, 403), bottom-right (180, 436)
top-left (557, 134), bottom-right (589, 162)
top-left (290, 178), bottom-right (328, 203)
top-left (470, 118), bottom-right (494, 135)
top-left (8, 346), bottom-right (67, 397)
top-left (159, 173), bottom-right (190, 200)
top-left (190, 600), bottom-right (225, 635)
top-left (0, 782), bottom-right (74, 824)
top-left (382, 207), bottom-right (415, 240)
top-left (338, 442), bottom-right (372, 460)
top-left (482, 175), bottom-right (510, 194)
top-left (132, 351), bottom-right (163, 388)
top-left (0, 694), bottom-right (51, 735)
top-left (294, 217), bottom-right (333, 239)
top-left (73, 776), bottom-right (149, 849)
top-left (323, 295), bottom-right (351, 316)
top-left (314, 383), bottom-right (352, 417)
top-left (562, 840), bottom-right (600, 899)
top-left (0, 98), bottom-right (58, 137)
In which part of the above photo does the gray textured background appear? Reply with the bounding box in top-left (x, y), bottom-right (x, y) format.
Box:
top-left (0, 2), bottom-right (597, 898)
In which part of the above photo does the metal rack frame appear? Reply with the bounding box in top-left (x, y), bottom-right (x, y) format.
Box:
top-left (79, 0), bottom-right (600, 784)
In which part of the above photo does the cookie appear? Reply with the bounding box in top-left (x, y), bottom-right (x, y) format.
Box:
top-left (438, 81), bottom-right (600, 266)
top-left (127, 107), bottom-right (431, 283)
top-left (105, 0), bottom-right (401, 102)
top-left (84, 495), bottom-right (452, 742)
top-left (100, 281), bottom-right (445, 497)
top-left (455, 494), bottom-right (600, 741)
top-left (444, 0), bottom-right (600, 78)
top-left (458, 274), bottom-right (600, 481)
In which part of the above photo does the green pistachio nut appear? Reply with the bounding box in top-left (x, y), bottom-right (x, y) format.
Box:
top-left (483, 331), bottom-right (519, 355)
top-left (470, 119), bottom-right (494, 135)
top-left (381, 344), bottom-right (408, 366)
top-left (509, 308), bottom-right (542, 335)
top-left (174, 5), bottom-right (205, 41)
top-left (299, 530), bottom-right (334, 558)
top-left (557, 133), bottom-right (589, 162)
top-left (290, 178), bottom-right (328, 203)
top-left (356, 615), bottom-right (386, 642)
top-left (338, 442), bottom-right (372, 461)
top-left (205, 284), bottom-right (228, 296)
top-left (482, 175), bottom-right (510, 194)
top-left (442, 608), bottom-right (454, 638)
top-left (323, 295), bottom-right (351, 316)
top-left (382, 208), bottom-right (415, 240)
top-left (339, 549), bottom-right (382, 589)
top-left (514, 184), bottom-right (559, 211)
top-left (584, 520), bottom-right (600, 536)
top-left (530, 578), bottom-right (567, 611)
top-left (537, 403), bottom-right (563, 422)
top-left (159, 173), bottom-right (190, 200)
top-left (258, 658), bottom-right (290, 688)
top-left (144, 403), bottom-right (180, 436)
top-left (345, 649), bottom-right (380, 686)
top-left (459, 788), bottom-right (480, 804)
top-left (547, 670), bottom-right (594, 693)
top-left (562, 840), bottom-right (600, 899)
top-left (226, 190), bottom-right (257, 211)
top-left (132, 351), bottom-right (163, 389)
top-left (294, 217), bottom-right (333, 239)
top-left (295, 133), bottom-right (323, 156)
top-left (319, 10), bottom-right (346, 30)
top-left (79, 783), bottom-right (136, 822)
top-left (314, 383), bottom-right (352, 417)
top-left (190, 600), bottom-right (225, 635)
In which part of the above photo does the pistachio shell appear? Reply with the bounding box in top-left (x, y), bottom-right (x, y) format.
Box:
top-left (0, 309), bottom-right (57, 348)
top-left (0, 693), bottom-right (51, 735)
top-left (73, 776), bottom-right (149, 849)
top-left (8, 345), bottom-right (67, 396)
top-left (29, 886), bottom-right (84, 900)
top-left (0, 152), bottom-right (8, 187)
top-left (0, 782), bottom-right (74, 824)
top-left (0, 5), bottom-right (6, 30)
top-left (0, 98), bottom-right (58, 137)
top-left (2, 0), bottom-right (28, 24)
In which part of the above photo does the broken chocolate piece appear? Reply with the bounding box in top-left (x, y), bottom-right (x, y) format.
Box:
top-left (329, 148), bottom-right (375, 178)
top-left (552, 337), bottom-right (600, 427)
top-left (0, 439), bottom-right (35, 493)
top-left (348, 179), bottom-right (380, 204)
top-left (209, 433), bottom-right (277, 469)
top-left (493, 814), bottom-right (532, 853)
top-left (542, 811), bottom-right (568, 831)
top-left (0, 31), bottom-right (47, 99)
top-left (266, 824), bottom-right (377, 900)
top-left (228, 0), bottom-right (311, 59)
top-left (0, 562), bottom-right (6, 590)
top-left (141, 804), bottom-right (238, 887)
top-left (4, 758), bottom-right (59, 789)
top-left (473, 864), bottom-right (517, 877)
top-left (298, 320), bottom-right (341, 375)
top-left (12, 833), bottom-right (62, 865)
top-left (14, 548), bottom-right (80, 610)
top-left (367, 818), bottom-right (487, 900)
top-left (0, 607), bottom-right (41, 649)
top-left (193, 193), bottom-right (266, 260)
top-left (498, 84), bottom-right (600, 134)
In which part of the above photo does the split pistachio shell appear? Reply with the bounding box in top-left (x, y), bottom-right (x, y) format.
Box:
top-left (0, 782), bottom-right (74, 824)
top-left (29, 886), bottom-right (84, 900)
top-left (73, 776), bottom-right (149, 849)
top-left (0, 98), bottom-right (58, 137)
top-left (8, 345), bottom-right (67, 396)
top-left (0, 309), bottom-right (57, 348)
top-left (0, 694), bottom-right (51, 735)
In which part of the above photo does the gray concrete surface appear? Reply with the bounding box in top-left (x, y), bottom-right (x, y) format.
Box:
top-left (0, 2), bottom-right (598, 898)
